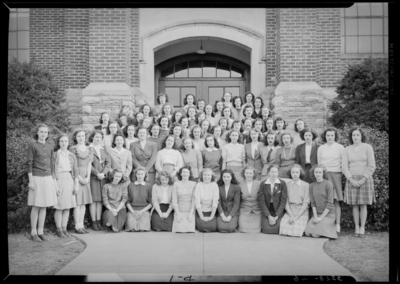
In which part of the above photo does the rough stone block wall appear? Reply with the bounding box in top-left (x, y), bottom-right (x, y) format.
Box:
top-left (30, 8), bottom-right (65, 89)
top-left (316, 8), bottom-right (342, 88)
top-left (131, 8), bottom-right (140, 88)
top-left (88, 8), bottom-right (131, 83)
top-left (265, 9), bottom-right (277, 88)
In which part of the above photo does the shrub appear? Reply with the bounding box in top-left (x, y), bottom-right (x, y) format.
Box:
top-left (329, 58), bottom-right (388, 133)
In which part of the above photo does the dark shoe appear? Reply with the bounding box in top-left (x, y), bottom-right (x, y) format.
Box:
top-left (38, 234), bottom-right (48, 241)
top-left (56, 229), bottom-right (67, 238)
top-left (97, 220), bottom-right (104, 230)
top-left (31, 234), bottom-right (42, 242)
top-left (92, 221), bottom-right (99, 231)
top-left (62, 227), bottom-right (72, 237)
top-left (74, 228), bottom-right (86, 234)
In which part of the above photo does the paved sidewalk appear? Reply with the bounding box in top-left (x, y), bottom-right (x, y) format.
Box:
top-left (57, 229), bottom-right (356, 281)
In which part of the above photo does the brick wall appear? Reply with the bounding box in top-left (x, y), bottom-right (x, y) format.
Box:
top-left (88, 8), bottom-right (131, 83)
top-left (30, 8), bottom-right (65, 89)
top-left (275, 9), bottom-right (281, 85)
top-left (265, 9), bottom-right (277, 87)
top-left (131, 8), bottom-right (140, 88)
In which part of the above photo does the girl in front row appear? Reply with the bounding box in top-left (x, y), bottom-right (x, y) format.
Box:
top-left (151, 171), bottom-right (175, 232)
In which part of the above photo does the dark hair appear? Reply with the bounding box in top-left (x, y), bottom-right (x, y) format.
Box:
top-left (183, 93), bottom-right (197, 106)
top-left (210, 125), bottom-right (221, 135)
top-left (279, 131), bottom-right (294, 145)
top-left (161, 103), bottom-right (173, 116)
top-left (320, 127), bottom-right (339, 143)
top-left (53, 133), bottom-right (70, 152)
top-left (217, 169), bottom-right (238, 186)
top-left (204, 104), bottom-right (215, 117)
top-left (309, 164), bottom-right (329, 182)
top-left (181, 137), bottom-right (195, 151)
top-left (244, 92), bottom-right (255, 104)
top-left (72, 129), bottom-right (87, 145)
top-left (221, 92), bottom-right (233, 103)
top-left (267, 164), bottom-right (280, 174)
top-left (199, 119), bottom-right (211, 134)
top-left (225, 129), bottom-right (240, 144)
top-left (157, 92), bottom-right (169, 104)
top-left (222, 106), bottom-right (234, 119)
top-left (242, 105), bottom-right (254, 117)
top-left (118, 105), bottom-right (131, 117)
top-left (155, 170), bottom-right (174, 185)
top-left (253, 118), bottom-right (265, 133)
top-left (194, 111), bottom-right (206, 124)
top-left (88, 130), bottom-right (104, 143)
top-left (34, 123), bottom-right (50, 141)
top-left (273, 116), bottom-right (287, 130)
top-left (348, 127), bottom-right (367, 144)
top-left (172, 109), bottom-right (185, 123)
top-left (242, 118), bottom-right (253, 128)
top-left (179, 116), bottom-right (189, 125)
top-left (287, 164), bottom-right (306, 179)
top-left (176, 166), bottom-right (193, 181)
top-left (123, 124), bottom-right (136, 138)
top-left (111, 133), bottom-right (126, 148)
top-left (262, 130), bottom-right (279, 147)
top-left (157, 115), bottom-right (172, 129)
top-left (196, 99), bottom-right (206, 110)
top-left (186, 106), bottom-right (198, 118)
top-left (108, 169), bottom-right (125, 184)
top-left (213, 100), bottom-right (223, 114)
top-left (232, 96), bottom-right (243, 109)
top-left (300, 128), bottom-right (318, 141)
top-left (199, 168), bottom-right (216, 182)
top-left (294, 118), bottom-right (308, 133)
top-left (135, 126), bottom-right (148, 138)
top-left (107, 121), bottom-right (122, 135)
top-left (190, 125), bottom-right (203, 139)
top-left (99, 112), bottom-right (110, 124)
top-left (170, 123), bottom-right (184, 139)
top-left (241, 165), bottom-right (257, 179)
top-left (133, 166), bottom-right (148, 181)
top-left (139, 104), bottom-right (153, 117)
top-left (148, 123), bottom-right (160, 137)
top-left (204, 134), bottom-right (220, 149)
top-left (161, 135), bottom-right (177, 150)
top-left (248, 129), bottom-right (262, 142)
top-left (134, 112), bottom-right (144, 126)
top-left (231, 119), bottom-right (243, 132)
top-left (254, 97), bottom-right (264, 109)
top-left (265, 117), bottom-right (275, 130)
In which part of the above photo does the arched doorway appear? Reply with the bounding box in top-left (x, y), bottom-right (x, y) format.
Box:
top-left (155, 53), bottom-right (250, 107)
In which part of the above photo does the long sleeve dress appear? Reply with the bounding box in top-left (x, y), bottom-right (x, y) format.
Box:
top-left (194, 182), bottom-right (219, 232)
top-left (102, 182), bottom-right (128, 231)
top-left (279, 180), bottom-right (310, 237)
top-left (125, 182), bottom-right (152, 232)
top-left (222, 143), bottom-right (245, 183)
top-left (201, 148), bottom-right (222, 182)
top-left (172, 180), bottom-right (197, 233)
top-left (304, 179), bottom-right (337, 239)
top-left (180, 149), bottom-right (203, 181)
top-left (71, 146), bottom-right (93, 205)
top-left (275, 145), bottom-right (297, 179)
top-left (89, 144), bottom-right (111, 202)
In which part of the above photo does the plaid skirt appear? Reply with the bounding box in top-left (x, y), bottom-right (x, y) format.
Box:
top-left (344, 175), bottom-right (375, 205)
top-left (279, 210), bottom-right (309, 237)
top-left (125, 210), bottom-right (151, 232)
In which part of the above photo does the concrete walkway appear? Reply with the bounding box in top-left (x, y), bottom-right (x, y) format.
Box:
top-left (56, 229), bottom-right (356, 281)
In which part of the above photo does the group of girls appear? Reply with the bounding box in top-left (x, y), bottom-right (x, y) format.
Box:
top-left (27, 91), bottom-right (376, 241)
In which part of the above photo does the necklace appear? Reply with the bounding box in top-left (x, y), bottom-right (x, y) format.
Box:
top-left (283, 145), bottom-right (293, 160)
top-left (74, 146), bottom-right (92, 160)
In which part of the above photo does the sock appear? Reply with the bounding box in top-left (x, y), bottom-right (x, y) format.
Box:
top-left (56, 226), bottom-right (62, 231)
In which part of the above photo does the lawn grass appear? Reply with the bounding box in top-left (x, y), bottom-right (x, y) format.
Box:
top-left (323, 228), bottom-right (388, 282)
top-left (8, 230), bottom-right (86, 275)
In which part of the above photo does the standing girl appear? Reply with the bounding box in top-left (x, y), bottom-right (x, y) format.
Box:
top-left (180, 137), bottom-right (203, 182)
top-left (170, 123), bottom-right (184, 150)
top-left (260, 130), bottom-right (278, 180)
top-left (242, 105), bottom-right (255, 124)
top-left (158, 115), bottom-right (171, 142)
top-left (161, 103), bottom-right (173, 120)
top-left (88, 130), bottom-right (111, 231)
top-left (273, 117), bottom-right (288, 147)
top-left (252, 97), bottom-right (264, 119)
top-left (275, 131), bottom-right (297, 179)
top-left (104, 121), bottom-right (122, 155)
top-left (213, 100), bottom-right (224, 122)
top-left (190, 125), bottom-right (206, 152)
top-left (253, 118), bottom-right (265, 141)
top-left (71, 130), bottom-right (93, 234)
top-left (232, 96), bottom-right (244, 120)
top-left (241, 92), bottom-right (255, 114)
top-left (218, 118), bottom-right (229, 141)
top-left (204, 104), bottom-right (216, 126)
top-left (109, 134), bottom-right (132, 189)
top-left (153, 93), bottom-right (169, 119)
top-left (155, 135), bottom-right (184, 179)
top-left (222, 130), bottom-right (246, 183)
top-left (199, 119), bottom-right (211, 139)
top-left (295, 128), bottom-right (319, 183)
top-left (139, 104), bottom-right (154, 122)
top-left (52, 133), bottom-right (79, 238)
top-left (172, 109), bottom-right (184, 124)
top-left (264, 117), bottom-right (274, 134)
top-left (94, 112), bottom-right (110, 138)
top-left (196, 99), bottom-right (206, 113)
top-left (210, 125), bottom-right (225, 149)
top-left (186, 106), bottom-right (198, 127)
top-left (261, 106), bottom-right (270, 121)
top-left (244, 129), bottom-right (263, 180)
top-left (124, 124), bottom-right (138, 150)
top-left (293, 118), bottom-right (307, 147)
top-left (202, 134), bottom-right (222, 182)
top-left (221, 106), bottom-right (234, 129)
top-left (182, 93), bottom-right (197, 113)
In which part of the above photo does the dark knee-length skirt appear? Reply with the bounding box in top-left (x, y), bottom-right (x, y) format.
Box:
top-left (196, 211), bottom-right (217, 232)
top-left (103, 208), bottom-right (127, 231)
top-left (151, 204), bottom-right (174, 231)
top-left (261, 204), bottom-right (283, 234)
top-left (217, 215), bottom-right (238, 233)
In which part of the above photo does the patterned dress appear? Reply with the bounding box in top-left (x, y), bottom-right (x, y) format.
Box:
top-left (72, 146), bottom-right (93, 205)
top-left (172, 181), bottom-right (197, 233)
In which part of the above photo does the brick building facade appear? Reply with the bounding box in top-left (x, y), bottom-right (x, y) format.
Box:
top-left (10, 6), bottom-right (388, 131)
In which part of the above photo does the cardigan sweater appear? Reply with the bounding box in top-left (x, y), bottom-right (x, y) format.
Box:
top-left (109, 148), bottom-right (133, 178)
top-left (51, 150), bottom-right (79, 180)
top-left (27, 141), bottom-right (54, 177)
top-left (194, 182), bottom-right (219, 212)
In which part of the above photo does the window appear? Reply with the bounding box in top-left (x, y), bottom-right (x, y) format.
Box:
top-left (8, 8), bottom-right (30, 62)
top-left (160, 60), bottom-right (244, 78)
top-left (341, 3), bottom-right (388, 54)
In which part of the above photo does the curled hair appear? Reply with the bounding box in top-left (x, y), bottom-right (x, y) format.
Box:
top-left (183, 93), bottom-right (197, 106)
top-left (253, 118), bottom-right (265, 132)
top-left (170, 123), bottom-right (184, 139)
top-left (107, 121), bottom-right (122, 135)
top-left (231, 119), bottom-right (243, 132)
top-left (34, 123), bottom-right (50, 141)
top-left (213, 100), bottom-right (223, 114)
top-left (199, 168), bottom-right (216, 182)
top-left (194, 111), bottom-right (206, 124)
top-left (139, 104), bottom-right (153, 117)
top-left (161, 103), bottom-right (174, 115)
top-left (123, 124), bottom-right (136, 138)
top-left (299, 128), bottom-right (318, 141)
top-left (294, 118), bottom-right (308, 133)
top-left (267, 164), bottom-right (280, 174)
top-left (225, 129), bottom-right (240, 144)
top-left (210, 125), bottom-right (222, 136)
top-left (88, 130), bottom-right (104, 143)
top-left (320, 127), bottom-right (339, 143)
top-left (286, 164), bottom-right (306, 180)
top-left (217, 169), bottom-right (238, 186)
top-left (99, 112), bottom-right (110, 124)
top-left (118, 105), bottom-right (131, 118)
top-left (157, 115), bottom-right (172, 129)
top-left (204, 104), bottom-right (215, 117)
top-left (244, 92), bottom-right (255, 104)
top-left (254, 97), bottom-right (264, 109)
top-left (72, 129), bottom-right (87, 145)
top-left (176, 165), bottom-right (193, 181)
top-left (157, 92), bottom-right (169, 104)
top-left (262, 130), bottom-right (279, 147)
top-left (148, 123), bottom-right (160, 137)
top-left (222, 106), bottom-right (234, 119)
top-left (108, 169), bottom-right (125, 183)
top-left (134, 112), bottom-right (144, 126)
top-left (241, 165), bottom-right (257, 180)
top-left (155, 170), bottom-right (175, 185)
top-left (273, 116), bottom-right (287, 130)
top-left (135, 126), bottom-right (148, 138)
top-left (181, 137), bottom-right (195, 152)
top-left (161, 135), bottom-right (177, 150)
top-left (53, 133), bottom-right (70, 152)
top-left (232, 96), bottom-right (243, 109)
top-left (190, 125), bottom-right (203, 140)
top-left (179, 116), bottom-right (189, 126)
top-left (172, 109), bottom-right (185, 123)
top-left (348, 126), bottom-right (367, 145)
top-left (242, 105), bottom-right (254, 117)
top-left (221, 92), bottom-right (233, 103)
top-left (248, 129), bottom-right (261, 142)
top-left (265, 117), bottom-right (275, 131)
top-left (196, 99), bottom-right (206, 111)
top-left (133, 166), bottom-right (148, 181)
top-left (204, 134), bottom-right (220, 149)
top-left (309, 164), bottom-right (329, 182)
top-left (242, 118), bottom-right (254, 129)
top-left (199, 119), bottom-right (211, 134)
top-left (186, 106), bottom-right (198, 118)
top-left (111, 133), bottom-right (126, 148)
top-left (280, 131), bottom-right (294, 145)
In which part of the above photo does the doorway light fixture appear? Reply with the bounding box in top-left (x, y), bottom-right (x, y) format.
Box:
top-left (197, 40), bottom-right (206, 54)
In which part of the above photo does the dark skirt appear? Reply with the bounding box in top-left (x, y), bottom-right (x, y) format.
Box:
top-left (261, 203), bottom-right (283, 234)
top-left (102, 208), bottom-right (127, 232)
top-left (190, 177), bottom-right (199, 182)
top-left (217, 215), bottom-right (238, 233)
top-left (90, 176), bottom-right (107, 202)
top-left (304, 164), bottom-right (312, 184)
top-left (151, 204), bottom-right (174, 232)
top-left (196, 211), bottom-right (217, 232)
